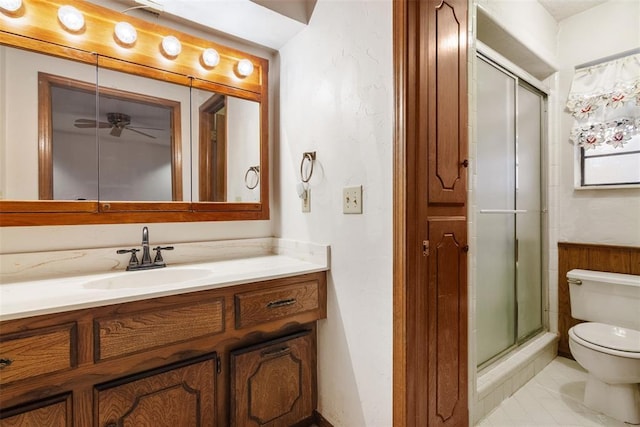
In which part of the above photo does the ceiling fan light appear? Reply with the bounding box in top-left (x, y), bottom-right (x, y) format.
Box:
top-left (58, 5), bottom-right (85, 32)
top-left (0, 0), bottom-right (22, 13)
top-left (115, 22), bottom-right (137, 46)
top-left (236, 59), bottom-right (254, 77)
top-left (202, 48), bottom-right (220, 68)
top-left (161, 35), bottom-right (181, 57)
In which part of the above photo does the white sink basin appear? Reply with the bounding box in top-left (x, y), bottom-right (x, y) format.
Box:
top-left (84, 268), bottom-right (211, 290)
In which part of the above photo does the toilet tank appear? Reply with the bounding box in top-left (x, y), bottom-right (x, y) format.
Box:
top-left (567, 269), bottom-right (640, 330)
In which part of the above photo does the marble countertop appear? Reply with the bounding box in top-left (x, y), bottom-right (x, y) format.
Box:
top-left (0, 238), bottom-right (330, 322)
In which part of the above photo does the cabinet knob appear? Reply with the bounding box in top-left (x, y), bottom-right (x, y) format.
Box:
top-left (0, 358), bottom-right (13, 369)
top-left (461, 159), bottom-right (469, 168)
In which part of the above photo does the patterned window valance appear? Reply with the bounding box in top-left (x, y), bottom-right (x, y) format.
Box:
top-left (567, 53), bottom-right (640, 150)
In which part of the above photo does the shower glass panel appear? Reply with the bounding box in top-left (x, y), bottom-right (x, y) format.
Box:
top-left (476, 58), bottom-right (517, 366)
top-left (516, 83), bottom-right (543, 341)
top-left (476, 56), bottom-right (544, 367)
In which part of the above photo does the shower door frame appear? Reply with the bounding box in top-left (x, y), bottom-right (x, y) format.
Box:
top-left (475, 45), bottom-right (550, 370)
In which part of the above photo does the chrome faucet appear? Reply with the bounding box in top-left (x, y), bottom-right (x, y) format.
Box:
top-left (141, 226), bottom-right (152, 266)
top-left (117, 226), bottom-right (174, 271)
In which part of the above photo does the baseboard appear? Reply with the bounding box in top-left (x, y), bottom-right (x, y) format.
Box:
top-left (313, 410), bottom-right (334, 427)
top-left (291, 410), bottom-right (334, 427)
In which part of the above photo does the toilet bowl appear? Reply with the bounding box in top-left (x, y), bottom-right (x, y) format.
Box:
top-left (567, 269), bottom-right (640, 425)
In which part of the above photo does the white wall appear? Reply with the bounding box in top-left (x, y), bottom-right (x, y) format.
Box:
top-left (275, 0), bottom-right (393, 427)
top-left (277, 0), bottom-right (393, 425)
top-left (476, 0), bottom-right (559, 67)
top-left (556, 0), bottom-right (640, 247)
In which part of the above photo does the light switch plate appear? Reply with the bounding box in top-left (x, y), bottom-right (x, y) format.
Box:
top-left (343, 186), bottom-right (362, 214)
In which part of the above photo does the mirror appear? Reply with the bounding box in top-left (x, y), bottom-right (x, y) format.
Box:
top-left (191, 86), bottom-right (261, 203)
top-left (0, 0), bottom-right (268, 225)
top-left (41, 69), bottom-right (184, 202)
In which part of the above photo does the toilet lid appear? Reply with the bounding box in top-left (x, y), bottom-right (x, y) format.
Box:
top-left (573, 323), bottom-right (640, 353)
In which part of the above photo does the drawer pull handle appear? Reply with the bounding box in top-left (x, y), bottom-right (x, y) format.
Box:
top-left (0, 358), bottom-right (13, 369)
top-left (261, 346), bottom-right (291, 358)
top-left (266, 298), bottom-right (297, 308)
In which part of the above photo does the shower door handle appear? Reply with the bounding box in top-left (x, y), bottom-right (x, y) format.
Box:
top-left (479, 209), bottom-right (527, 214)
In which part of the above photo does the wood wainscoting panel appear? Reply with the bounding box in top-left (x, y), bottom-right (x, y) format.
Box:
top-left (557, 242), bottom-right (640, 358)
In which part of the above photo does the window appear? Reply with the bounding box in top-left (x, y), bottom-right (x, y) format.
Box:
top-left (567, 52), bottom-right (640, 188)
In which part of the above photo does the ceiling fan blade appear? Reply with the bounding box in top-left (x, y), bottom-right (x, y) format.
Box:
top-left (126, 127), bottom-right (157, 139)
top-left (74, 119), bottom-right (111, 128)
top-left (110, 126), bottom-right (123, 137)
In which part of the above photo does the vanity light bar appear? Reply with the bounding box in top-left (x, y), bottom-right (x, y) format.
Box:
top-left (202, 48), bottom-right (220, 68)
top-left (236, 59), bottom-right (254, 77)
top-left (0, 0), bottom-right (22, 13)
top-left (1, 0), bottom-right (262, 87)
top-left (161, 35), bottom-right (181, 57)
top-left (114, 21), bottom-right (137, 45)
top-left (58, 5), bottom-right (85, 32)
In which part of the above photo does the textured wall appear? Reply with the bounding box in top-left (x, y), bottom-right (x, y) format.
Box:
top-left (276, 1), bottom-right (393, 425)
top-left (556, 0), bottom-right (640, 247)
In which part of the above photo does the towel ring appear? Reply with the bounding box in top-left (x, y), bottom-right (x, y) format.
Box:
top-left (244, 165), bottom-right (260, 189)
top-left (300, 151), bottom-right (316, 183)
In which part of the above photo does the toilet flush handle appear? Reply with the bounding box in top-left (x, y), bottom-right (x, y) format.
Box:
top-left (567, 278), bottom-right (582, 286)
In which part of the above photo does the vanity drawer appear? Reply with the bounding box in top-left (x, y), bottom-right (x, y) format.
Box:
top-left (235, 280), bottom-right (320, 329)
top-left (94, 298), bottom-right (225, 361)
top-left (0, 323), bottom-right (77, 385)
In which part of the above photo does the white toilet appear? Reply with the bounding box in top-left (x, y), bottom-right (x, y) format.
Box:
top-left (567, 269), bottom-right (640, 424)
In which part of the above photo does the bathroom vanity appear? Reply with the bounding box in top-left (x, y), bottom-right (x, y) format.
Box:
top-left (0, 240), bottom-right (329, 426)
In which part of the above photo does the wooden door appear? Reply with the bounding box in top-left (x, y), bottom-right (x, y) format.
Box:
top-left (230, 330), bottom-right (314, 427)
top-left (394, 0), bottom-right (469, 425)
top-left (95, 354), bottom-right (217, 427)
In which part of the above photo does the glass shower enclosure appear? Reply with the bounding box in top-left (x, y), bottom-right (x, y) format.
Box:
top-left (476, 55), bottom-right (545, 368)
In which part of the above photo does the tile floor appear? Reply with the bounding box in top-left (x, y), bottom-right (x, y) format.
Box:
top-left (476, 357), bottom-right (630, 426)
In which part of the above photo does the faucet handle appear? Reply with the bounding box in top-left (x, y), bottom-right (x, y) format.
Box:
top-left (153, 246), bottom-right (174, 264)
top-left (117, 248), bottom-right (140, 268)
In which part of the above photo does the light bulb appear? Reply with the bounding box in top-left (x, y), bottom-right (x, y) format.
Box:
top-left (0, 0), bottom-right (22, 13)
top-left (161, 35), bottom-right (181, 57)
top-left (114, 22), bottom-right (137, 46)
top-left (202, 48), bottom-right (220, 68)
top-left (58, 5), bottom-right (84, 32)
top-left (237, 59), bottom-right (254, 77)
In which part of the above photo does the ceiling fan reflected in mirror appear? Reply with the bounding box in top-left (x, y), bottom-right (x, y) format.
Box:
top-left (74, 112), bottom-right (161, 139)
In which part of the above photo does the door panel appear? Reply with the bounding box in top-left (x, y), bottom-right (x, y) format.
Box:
top-left (95, 354), bottom-right (217, 427)
top-left (428, 0), bottom-right (467, 204)
top-left (427, 219), bottom-right (468, 426)
top-left (395, 0), bottom-right (469, 424)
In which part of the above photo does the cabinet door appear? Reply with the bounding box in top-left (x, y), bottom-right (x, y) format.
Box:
top-left (95, 354), bottom-right (217, 427)
top-left (231, 330), bottom-right (314, 427)
top-left (0, 394), bottom-right (72, 427)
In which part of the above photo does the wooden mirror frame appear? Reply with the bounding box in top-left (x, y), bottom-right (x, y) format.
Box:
top-left (0, 0), bottom-right (269, 226)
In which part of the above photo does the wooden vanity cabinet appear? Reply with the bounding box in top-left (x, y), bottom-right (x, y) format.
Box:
top-left (0, 394), bottom-right (72, 427)
top-left (231, 331), bottom-right (314, 427)
top-left (0, 271), bottom-right (326, 427)
top-left (95, 354), bottom-right (218, 427)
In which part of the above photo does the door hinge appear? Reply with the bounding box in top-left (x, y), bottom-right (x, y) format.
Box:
top-left (216, 355), bottom-right (222, 374)
top-left (422, 240), bottom-right (429, 256)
